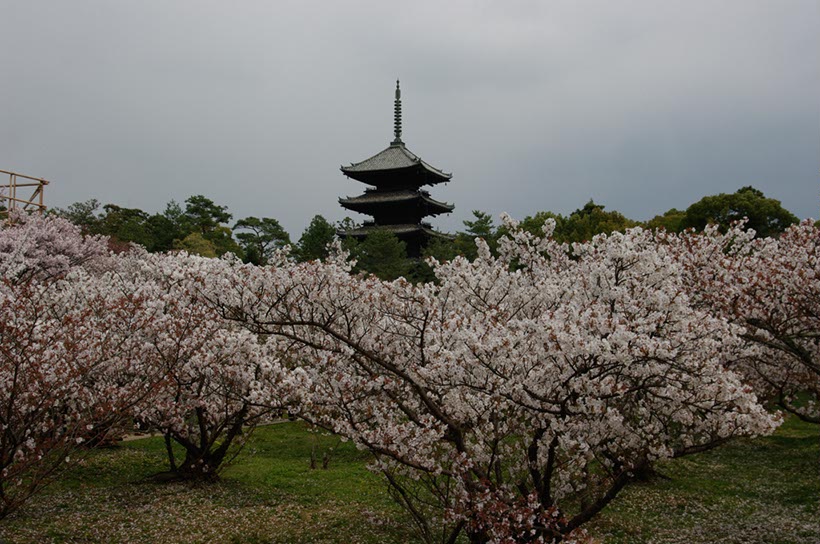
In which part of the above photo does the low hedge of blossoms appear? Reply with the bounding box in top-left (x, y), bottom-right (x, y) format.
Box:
top-left (5, 211), bottom-right (817, 543)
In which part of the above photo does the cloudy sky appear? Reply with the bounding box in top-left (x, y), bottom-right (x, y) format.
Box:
top-left (1, 1), bottom-right (818, 237)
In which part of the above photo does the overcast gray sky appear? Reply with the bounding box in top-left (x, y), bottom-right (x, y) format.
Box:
top-left (2, 0), bottom-right (818, 237)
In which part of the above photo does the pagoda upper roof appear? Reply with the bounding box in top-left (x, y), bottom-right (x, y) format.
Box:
top-left (339, 189), bottom-right (454, 214)
top-left (341, 143), bottom-right (452, 185)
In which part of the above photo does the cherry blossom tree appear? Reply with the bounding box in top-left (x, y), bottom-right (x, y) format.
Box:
top-left (204, 218), bottom-right (777, 543)
top-left (125, 252), bottom-right (286, 479)
top-left (0, 267), bottom-right (166, 518)
top-left (744, 222), bottom-right (820, 423)
top-left (0, 211), bottom-right (107, 284)
top-left (0, 210), bottom-right (794, 537)
top-left (670, 222), bottom-right (820, 424)
top-left (0, 213), bottom-right (125, 517)
top-left (1, 214), bottom-right (287, 519)
top-left (0, 217), bottom-right (165, 513)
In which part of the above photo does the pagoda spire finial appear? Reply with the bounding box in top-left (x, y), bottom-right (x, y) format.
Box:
top-left (392, 79), bottom-right (403, 145)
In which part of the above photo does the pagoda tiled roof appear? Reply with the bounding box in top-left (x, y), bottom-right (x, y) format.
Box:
top-left (343, 222), bottom-right (454, 240)
top-left (341, 143), bottom-right (452, 181)
top-left (339, 189), bottom-right (454, 213)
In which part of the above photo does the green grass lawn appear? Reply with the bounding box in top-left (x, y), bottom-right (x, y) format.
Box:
top-left (0, 418), bottom-right (817, 544)
top-left (587, 417), bottom-right (819, 543)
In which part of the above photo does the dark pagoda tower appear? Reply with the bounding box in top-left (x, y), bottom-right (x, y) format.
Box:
top-left (339, 81), bottom-right (454, 258)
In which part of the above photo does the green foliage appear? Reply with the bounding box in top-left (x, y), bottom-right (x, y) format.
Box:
top-left (53, 196), bottom-right (248, 256)
top-left (557, 200), bottom-right (639, 243)
top-left (409, 237), bottom-right (461, 283)
top-left (495, 203), bottom-right (638, 248)
top-left (50, 185), bottom-right (799, 271)
top-left (462, 209), bottom-right (495, 239)
top-left (450, 232), bottom-right (478, 259)
top-left (682, 186), bottom-right (798, 237)
top-left (207, 225), bottom-right (244, 257)
top-left (184, 195), bottom-right (233, 235)
top-left (174, 232), bottom-right (217, 257)
top-left (454, 210), bottom-right (498, 260)
top-left (175, 196), bottom-right (243, 257)
top-left (519, 210), bottom-right (564, 237)
top-left (450, 204), bottom-right (639, 259)
top-left (496, 210), bottom-right (564, 242)
top-left (350, 230), bottom-right (410, 281)
top-left (144, 212), bottom-right (179, 252)
top-left (234, 216), bottom-right (291, 265)
top-left (150, 200), bottom-right (188, 251)
top-left (97, 204), bottom-right (153, 248)
top-left (404, 260), bottom-right (436, 284)
top-left (646, 208), bottom-right (687, 233)
top-left (294, 215), bottom-right (337, 262)
top-left (336, 216), bottom-right (357, 234)
top-left (52, 199), bottom-right (102, 234)
top-left (421, 236), bottom-right (459, 263)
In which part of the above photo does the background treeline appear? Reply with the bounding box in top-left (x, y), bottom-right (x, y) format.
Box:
top-left (54, 185), bottom-right (800, 281)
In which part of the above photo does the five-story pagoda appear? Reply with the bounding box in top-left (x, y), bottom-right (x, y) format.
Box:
top-left (339, 81), bottom-right (454, 258)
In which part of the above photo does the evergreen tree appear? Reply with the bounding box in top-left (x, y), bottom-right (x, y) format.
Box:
top-left (294, 215), bottom-right (337, 262)
top-left (181, 195), bottom-right (241, 257)
top-left (682, 186), bottom-right (798, 237)
top-left (234, 216), bottom-right (290, 265)
top-left (455, 210), bottom-right (498, 260)
top-left (352, 230), bottom-right (410, 281)
top-left (184, 195), bottom-right (232, 235)
top-left (98, 204), bottom-right (153, 248)
top-left (646, 208), bottom-right (687, 233)
top-left (52, 199), bottom-right (102, 234)
top-left (557, 200), bottom-right (638, 243)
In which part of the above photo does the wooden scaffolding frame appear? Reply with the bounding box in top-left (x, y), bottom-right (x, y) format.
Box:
top-left (0, 169), bottom-right (50, 217)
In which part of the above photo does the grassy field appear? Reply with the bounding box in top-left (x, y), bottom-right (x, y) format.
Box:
top-left (0, 418), bottom-right (817, 544)
top-left (587, 417), bottom-right (819, 543)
